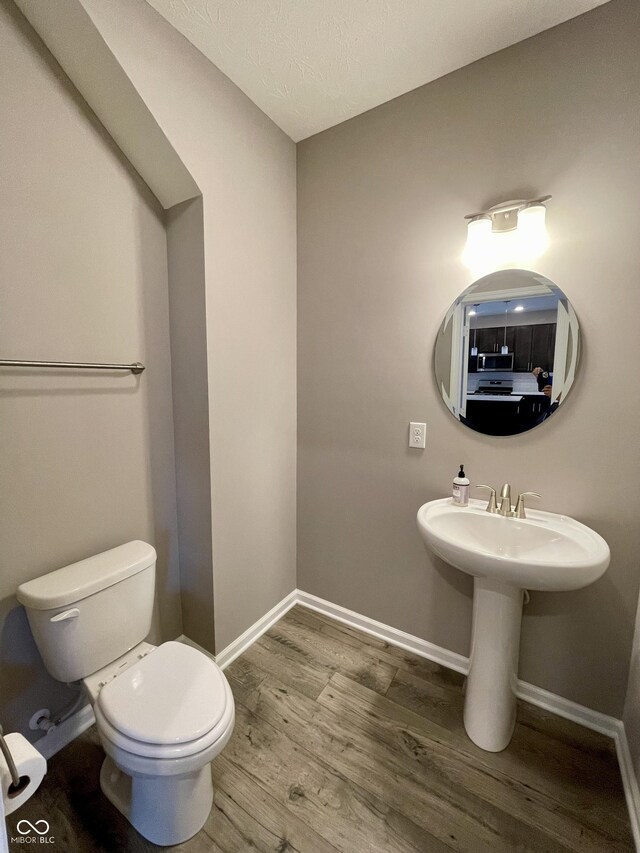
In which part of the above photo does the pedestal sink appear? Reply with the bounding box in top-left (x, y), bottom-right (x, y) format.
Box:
top-left (416, 498), bottom-right (610, 752)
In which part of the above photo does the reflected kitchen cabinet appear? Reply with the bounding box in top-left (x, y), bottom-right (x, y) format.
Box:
top-left (474, 323), bottom-right (556, 370)
top-left (475, 327), bottom-right (500, 353)
top-left (512, 323), bottom-right (556, 372)
top-left (531, 323), bottom-right (556, 372)
top-left (475, 326), bottom-right (516, 354)
top-left (512, 325), bottom-right (533, 371)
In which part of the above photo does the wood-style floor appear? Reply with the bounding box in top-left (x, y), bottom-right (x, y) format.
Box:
top-left (8, 605), bottom-right (633, 852)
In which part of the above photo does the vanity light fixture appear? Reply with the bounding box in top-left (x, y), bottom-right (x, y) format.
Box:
top-left (462, 196), bottom-right (551, 274)
top-left (514, 305), bottom-right (525, 312)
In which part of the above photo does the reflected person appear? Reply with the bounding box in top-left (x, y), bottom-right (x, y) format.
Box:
top-left (532, 366), bottom-right (552, 392)
top-left (532, 366), bottom-right (561, 422)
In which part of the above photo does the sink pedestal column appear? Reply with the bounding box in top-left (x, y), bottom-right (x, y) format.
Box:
top-left (463, 577), bottom-right (523, 752)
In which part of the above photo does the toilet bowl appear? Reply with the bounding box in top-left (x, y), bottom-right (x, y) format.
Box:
top-left (16, 541), bottom-right (235, 847)
top-left (88, 641), bottom-right (234, 846)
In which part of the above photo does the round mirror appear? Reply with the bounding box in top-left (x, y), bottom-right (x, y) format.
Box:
top-left (434, 270), bottom-right (580, 436)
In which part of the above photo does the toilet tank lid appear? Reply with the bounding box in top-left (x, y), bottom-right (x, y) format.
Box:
top-left (17, 541), bottom-right (156, 611)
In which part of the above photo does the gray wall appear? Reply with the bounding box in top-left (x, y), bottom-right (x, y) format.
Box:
top-left (166, 198), bottom-right (214, 651)
top-left (0, 0), bottom-right (181, 737)
top-left (297, 0), bottom-right (640, 717)
top-left (81, 0), bottom-right (298, 653)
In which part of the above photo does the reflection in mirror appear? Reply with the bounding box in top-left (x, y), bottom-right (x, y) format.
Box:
top-left (434, 270), bottom-right (580, 436)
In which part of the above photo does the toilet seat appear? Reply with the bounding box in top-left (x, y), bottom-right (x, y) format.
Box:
top-left (94, 641), bottom-right (234, 760)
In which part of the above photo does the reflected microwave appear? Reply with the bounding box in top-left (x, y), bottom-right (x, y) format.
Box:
top-left (477, 352), bottom-right (514, 371)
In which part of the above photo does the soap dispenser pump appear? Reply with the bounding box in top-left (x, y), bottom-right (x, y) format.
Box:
top-left (452, 465), bottom-right (470, 506)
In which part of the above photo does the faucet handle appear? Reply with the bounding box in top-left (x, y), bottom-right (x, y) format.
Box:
top-left (513, 491), bottom-right (542, 519)
top-left (475, 485), bottom-right (498, 514)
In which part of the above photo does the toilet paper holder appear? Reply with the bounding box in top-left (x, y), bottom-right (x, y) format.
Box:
top-left (0, 725), bottom-right (23, 793)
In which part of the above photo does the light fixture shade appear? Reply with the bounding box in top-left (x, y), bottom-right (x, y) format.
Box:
top-left (501, 345), bottom-right (509, 354)
top-left (517, 203), bottom-right (549, 259)
top-left (462, 216), bottom-right (492, 271)
top-left (470, 346), bottom-right (478, 356)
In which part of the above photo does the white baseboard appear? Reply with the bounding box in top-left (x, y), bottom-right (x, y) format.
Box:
top-left (515, 678), bottom-right (619, 736)
top-left (34, 703), bottom-right (95, 761)
top-left (213, 589), bottom-right (298, 670)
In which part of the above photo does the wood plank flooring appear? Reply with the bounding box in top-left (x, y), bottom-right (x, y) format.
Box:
top-left (8, 605), bottom-right (633, 852)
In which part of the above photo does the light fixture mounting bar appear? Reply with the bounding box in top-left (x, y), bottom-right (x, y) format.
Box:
top-left (464, 195), bottom-right (551, 222)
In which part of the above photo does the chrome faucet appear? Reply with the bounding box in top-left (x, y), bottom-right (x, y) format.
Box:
top-left (475, 484), bottom-right (541, 518)
top-left (498, 483), bottom-right (512, 516)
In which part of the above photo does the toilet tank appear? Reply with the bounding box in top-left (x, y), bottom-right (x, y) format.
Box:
top-left (16, 541), bottom-right (156, 683)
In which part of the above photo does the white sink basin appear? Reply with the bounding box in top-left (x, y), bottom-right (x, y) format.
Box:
top-left (416, 496), bottom-right (610, 752)
top-left (417, 498), bottom-right (610, 591)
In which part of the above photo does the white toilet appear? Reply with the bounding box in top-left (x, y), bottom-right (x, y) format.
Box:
top-left (16, 541), bottom-right (235, 847)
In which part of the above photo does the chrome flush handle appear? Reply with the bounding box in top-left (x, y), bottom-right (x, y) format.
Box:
top-left (513, 492), bottom-right (542, 519)
top-left (50, 608), bottom-right (79, 623)
top-left (475, 485), bottom-right (498, 514)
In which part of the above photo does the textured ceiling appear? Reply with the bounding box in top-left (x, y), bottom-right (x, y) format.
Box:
top-left (144, 0), bottom-right (611, 141)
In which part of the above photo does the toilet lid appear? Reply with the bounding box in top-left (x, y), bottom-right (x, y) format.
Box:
top-left (97, 641), bottom-right (229, 745)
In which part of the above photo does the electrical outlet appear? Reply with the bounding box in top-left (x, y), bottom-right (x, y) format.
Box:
top-left (409, 422), bottom-right (426, 449)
